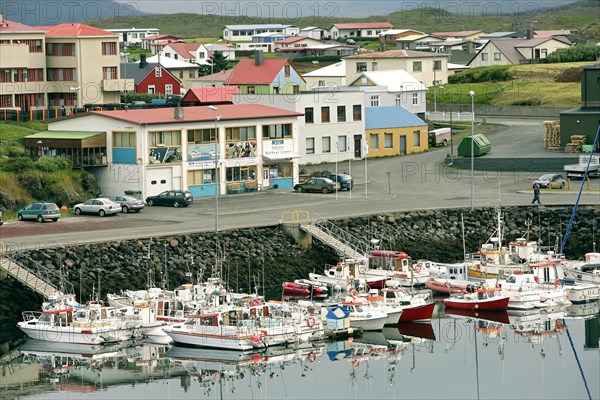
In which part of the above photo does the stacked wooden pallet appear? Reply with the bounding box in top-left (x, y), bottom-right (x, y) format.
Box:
top-left (565, 135), bottom-right (586, 153)
top-left (543, 120), bottom-right (560, 150)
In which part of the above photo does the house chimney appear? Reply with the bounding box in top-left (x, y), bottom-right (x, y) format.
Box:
top-left (255, 50), bottom-right (264, 66)
top-left (467, 40), bottom-right (474, 53)
top-left (140, 54), bottom-right (147, 68)
top-left (174, 104), bottom-right (184, 120)
top-left (527, 28), bottom-right (533, 40)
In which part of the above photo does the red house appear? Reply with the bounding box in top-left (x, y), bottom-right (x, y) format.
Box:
top-left (121, 55), bottom-right (182, 96)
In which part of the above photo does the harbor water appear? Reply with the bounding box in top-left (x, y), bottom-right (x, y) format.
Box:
top-left (1, 302), bottom-right (599, 400)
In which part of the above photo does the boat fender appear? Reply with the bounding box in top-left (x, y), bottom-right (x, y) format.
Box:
top-left (554, 279), bottom-right (560, 288)
top-left (474, 304), bottom-right (479, 309)
top-left (352, 359), bottom-right (360, 369)
top-left (555, 320), bottom-right (561, 330)
top-left (349, 289), bottom-right (359, 298)
top-left (307, 317), bottom-right (316, 327)
top-left (308, 353), bottom-right (317, 362)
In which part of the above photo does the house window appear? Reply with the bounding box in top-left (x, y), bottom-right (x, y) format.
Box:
top-left (247, 86), bottom-right (255, 94)
top-left (179, 71), bottom-right (184, 78)
top-left (174, 54), bottom-right (179, 60)
top-left (262, 124), bottom-right (291, 139)
top-left (353, 105), bottom-right (362, 121)
top-left (101, 42), bottom-right (117, 55)
top-left (321, 106), bottom-right (330, 123)
top-left (226, 126), bottom-right (256, 141)
top-left (150, 130), bottom-right (181, 146)
top-left (149, 130), bottom-right (182, 164)
top-left (306, 137), bottom-right (315, 154)
top-left (338, 135), bottom-right (347, 152)
top-left (102, 66), bottom-right (117, 79)
top-left (188, 128), bottom-right (216, 144)
top-left (370, 95), bottom-right (380, 107)
top-left (494, 52), bottom-right (501, 61)
top-left (293, 85), bottom-right (300, 94)
top-left (274, 86), bottom-right (280, 94)
top-left (384, 133), bottom-right (393, 149)
top-left (541, 49), bottom-right (547, 58)
top-left (413, 130), bottom-right (421, 147)
top-left (395, 94), bottom-right (402, 106)
top-left (337, 105), bottom-right (346, 122)
top-left (189, 70), bottom-right (195, 78)
top-left (155, 66), bottom-right (162, 77)
top-left (357, 62), bottom-right (367, 72)
top-left (188, 169), bottom-right (216, 185)
top-left (46, 43), bottom-right (75, 56)
top-left (113, 131), bottom-right (136, 148)
top-left (372, 62), bottom-right (378, 71)
top-left (165, 52), bottom-right (171, 58)
top-left (413, 61), bottom-right (422, 72)
top-left (322, 136), bottom-right (331, 153)
top-left (305, 107), bottom-right (314, 123)
top-left (148, 85), bottom-right (155, 94)
top-left (284, 64), bottom-right (291, 77)
top-left (46, 68), bottom-right (76, 81)
top-left (413, 93), bottom-right (418, 106)
top-left (165, 84), bottom-right (173, 96)
top-left (367, 30), bottom-right (372, 36)
top-left (318, 80), bottom-right (325, 86)
top-left (481, 53), bottom-right (488, 61)
top-left (21, 39), bottom-right (42, 53)
top-left (433, 60), bottom-right (442, 70)
top-left (369, 134), bottom-right (379, 150)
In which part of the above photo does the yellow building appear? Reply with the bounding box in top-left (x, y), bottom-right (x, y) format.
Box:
top-left (365, 106), bottom-right (428, 157)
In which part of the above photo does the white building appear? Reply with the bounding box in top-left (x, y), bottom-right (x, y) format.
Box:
top-left (234, 90), bottom-right (366, 164)
top-left (223, 24), bottom-right (299, 42)
top-left (330, 22), bottom-right (393, 39)
top-left (302, 61), bottom-right (348, 89)
top-left (47, 104), bottom-right (303, 198)
top-left (106, 27), bottom-right (159, 47)
top-left (300, 26), bottom-right (331, 40)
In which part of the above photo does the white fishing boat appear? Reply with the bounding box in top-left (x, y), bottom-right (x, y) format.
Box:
top-left (309, 261), bottom-right (383, 291)
top-left (367, 250), bottom-right (430, 287)
top-left (17, 294), bottom-right (139, 345)
top-left (352, 291), bottom-right (402, 326)
top-left (340, 298), bottom-right (388, 331)
top-left (564, 252), bottom-right (600, 285)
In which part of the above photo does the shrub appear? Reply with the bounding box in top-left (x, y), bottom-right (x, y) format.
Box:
top-left (449, 66), bottom-right (513, 84)
top-left (34, 156), bottom-right (72, 172)
top-left (3, 157), bottom-right (34, 173)
top-left (546, 44), bottom-right (600, 63)
top-left (555, 67), bottom-right (582, 82)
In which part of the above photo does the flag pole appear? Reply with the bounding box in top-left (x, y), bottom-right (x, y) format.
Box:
top-left (363, 138), bottom-right (368, 199)
top-left (348, 139), bottom-right (352, 199)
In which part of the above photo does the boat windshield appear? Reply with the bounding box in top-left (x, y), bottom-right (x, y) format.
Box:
top-left (38, 314), bottom-right (52, 323)
top-left (506, 275), bottom-right (517, 283)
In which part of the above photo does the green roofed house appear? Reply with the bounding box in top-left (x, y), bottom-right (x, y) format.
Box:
top-left (23, 131), bottom-right (107, 168)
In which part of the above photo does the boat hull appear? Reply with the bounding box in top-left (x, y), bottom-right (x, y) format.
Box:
top-left (398, 303), bottom-right (435, 322)
top-left (444, 296), bottom-right (510, 311)
top-left (163, 329), bottom-right (265, 351)
top-left (16, 323), bottom-right (132, 345)
top-left (425, 279), bottom-right (466, 294)
top-left (349, 315), bottom-right (387, 331)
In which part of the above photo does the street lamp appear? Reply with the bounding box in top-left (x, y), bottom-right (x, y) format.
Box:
top-left (469, 90), bottom-right (475, 211)
top-left (69, 86), bottom-right (80, 110)
top-left (440, 85), bottom-right (454, 166)
top-left (208, 105), bottom-right (220, 237)
top-left (36, 140), bottom-right (43, 159)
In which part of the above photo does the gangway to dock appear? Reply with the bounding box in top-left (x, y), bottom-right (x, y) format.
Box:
top-left (0, 242), bottom-right (71, 298)
top-left (281, 211), bottom-right (371, 261)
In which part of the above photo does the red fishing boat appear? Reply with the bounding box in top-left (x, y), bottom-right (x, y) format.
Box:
top-left (425, 279), bottom-right (467, 294)
top-left (282, 282), bottom-right (310, 296)
top-left (444, 288), bottom-right (510, 311)
top-left (380, 288), bottom-right (435, 322)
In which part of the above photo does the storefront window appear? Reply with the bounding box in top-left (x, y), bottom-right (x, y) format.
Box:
top-left (149, 130), bottom-right (181, 164)
top-left (226, 166), bottom-right (257, 182)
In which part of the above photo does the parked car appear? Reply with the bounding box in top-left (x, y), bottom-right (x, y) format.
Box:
top-left (17, 202), bottom-right (60, 222)
top-left (109, 195), bottom-right (145, 213)
top-left (533, 173), bottom-right (567, 189)
top-left (294, 178), bottom-right (338, 193)
top-left (324, 173), bottom-right (353, 191)
top-left (146, 190), bottom-right (193, 207)
top-left (73, 198), bottom-right (122, 216)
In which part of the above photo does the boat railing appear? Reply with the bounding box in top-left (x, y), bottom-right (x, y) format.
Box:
top-left (21, 311), bottom-right (42, 321)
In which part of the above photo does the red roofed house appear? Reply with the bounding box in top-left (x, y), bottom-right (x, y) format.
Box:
top-left (159, 42), bottom-right (210, 64)
top-left (331, 22), bottom-right (394, 39)
top-left (121, 55), bottom-right (182, 96)
top-left (141, 34), bottom-right (183, 53)
top-left (46, 104), bottom-right (303, 198)
top-left (181, 87), bottom-right (241, 105)
top-left (0, 15), bottom-right (125, 111)
top-left (430, 30), bottom-right (487, 42)
top-left (273, 36), bottom-right (325, 51)
top-left (227, 56), bottom-right (306, 95)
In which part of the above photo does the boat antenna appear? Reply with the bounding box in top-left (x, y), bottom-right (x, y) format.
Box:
top-left (559, 121), bottom-right (600, 257)
top-left (461, 212), bottom-right (466, 261)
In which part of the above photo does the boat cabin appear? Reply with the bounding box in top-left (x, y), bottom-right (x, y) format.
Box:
top-left (368, 250), bottom-right (411, 272)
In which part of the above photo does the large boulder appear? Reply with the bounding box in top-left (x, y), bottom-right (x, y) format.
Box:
top-left (80, 173), bottom-right (101, 196)
top-left (52, 188), bottom-right (83, 207)
top-left (17, 172), bottom-right (45, 199)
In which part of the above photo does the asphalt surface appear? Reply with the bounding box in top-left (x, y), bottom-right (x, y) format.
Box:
top-left (1, 118), bottom-right (598, 250)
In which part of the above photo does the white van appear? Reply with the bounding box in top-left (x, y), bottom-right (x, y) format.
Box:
top-left (428, 128), bottom-right (452, 147)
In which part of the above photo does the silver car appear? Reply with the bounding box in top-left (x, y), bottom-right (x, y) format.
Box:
top-left (109, 195), bottom-right (145, 213)
top-left (73, 198), bottom-right (122, 217)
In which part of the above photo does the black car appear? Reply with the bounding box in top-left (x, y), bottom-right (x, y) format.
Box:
top-left (324, 173), bottom-right (353, 191)
top-left (294, 178), bottom-right (338, 193)
top-left (146, 190), bottom-right (193, 207)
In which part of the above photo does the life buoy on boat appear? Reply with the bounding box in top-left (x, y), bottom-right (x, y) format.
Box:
top-left (554, 279), bottom-right (561, 288)
top-left (349, 289), bottom-right (359, 299)
top-left (352, 359), bottom-right (360, 369)
top-left (307, 317), bottom-right (316, 327)
top-left (555, 320), bottom-right (562, 330)
top-left (308, 353), bottom-right (316, 363)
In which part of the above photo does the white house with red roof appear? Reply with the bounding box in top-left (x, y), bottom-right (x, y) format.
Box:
top-left (330, 22), bottom-right (394, 39)
top-left (106, 27), bottom-right (159, 47)
top-left (142, 34), bottom-right (183, 53)
top-left (47, 104), bottom-right (303, 198)
top-left (159, 42), bottom-right (210, 64)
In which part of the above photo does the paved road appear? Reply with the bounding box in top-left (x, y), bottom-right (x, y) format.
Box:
top-left (1, 118), bottom-right (598, 250)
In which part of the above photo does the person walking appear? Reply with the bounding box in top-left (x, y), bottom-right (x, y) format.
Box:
top-left (532, 183), bottom-right (541, 205)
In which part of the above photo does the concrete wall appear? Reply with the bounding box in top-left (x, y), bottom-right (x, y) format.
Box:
top-left (431, 103), bottom-right (570, 118)
top-left (452, 156), bottom-right (579, 172)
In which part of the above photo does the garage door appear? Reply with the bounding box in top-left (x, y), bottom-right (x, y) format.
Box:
top-left (146, 167), bottom-right (173, 197)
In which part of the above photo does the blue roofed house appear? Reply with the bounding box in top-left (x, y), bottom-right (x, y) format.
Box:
top-left (365, 106), bottom-right (428, 157)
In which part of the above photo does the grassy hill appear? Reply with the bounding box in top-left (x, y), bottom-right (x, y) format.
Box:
top-left (86, 0), bottom-right (600, 43)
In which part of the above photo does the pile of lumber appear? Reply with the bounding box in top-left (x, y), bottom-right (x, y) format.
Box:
top-left (565, 135), bottom-right (586, 153)
top-left (543, 121), bottom-right (560, 150)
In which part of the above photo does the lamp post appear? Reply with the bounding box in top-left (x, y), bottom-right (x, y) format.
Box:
top-left (440, 85), bottom-right (454, 166)
top-left (469, 90), bottom-right (475, 211)
top-left (208, 105), bottom-right (220, 253)
top-left (36, 140), bottom-right (43, 159)
top-left (69, 86), bottom-right (80, 110)
top-left (120, 51), bottom-right (130, 102)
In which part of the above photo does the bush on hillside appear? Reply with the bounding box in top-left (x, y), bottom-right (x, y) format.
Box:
top-left (3, 157), bottom-right (35, 173)
top-left (546, 44), bottom-right (600, 63)
top-left (35, 156), bottom-right (72, 172)
top-left (449, 66), bottom-right (513, 84)
top-left (292, 56), bottom-right (342, 63)
top-left (555, 67), bottom-right (582, 82)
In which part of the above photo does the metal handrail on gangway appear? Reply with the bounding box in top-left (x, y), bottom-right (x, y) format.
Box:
top-left (0, 242), bottom-right (72, 298)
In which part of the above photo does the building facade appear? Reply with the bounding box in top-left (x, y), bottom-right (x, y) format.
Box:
top-left (223, 24), bottom-right (299, 42)
top-left (330, 22), bottom-right (394, 39)
top-left (364, 106), bottom-right (429, 157)
top-left (106, 28), bottom-right (159, 47)
top-left (47, 104), bottom-right (303, 199)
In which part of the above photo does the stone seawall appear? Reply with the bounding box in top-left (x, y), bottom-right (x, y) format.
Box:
top-left (1, 205), bottom-right (598, 333)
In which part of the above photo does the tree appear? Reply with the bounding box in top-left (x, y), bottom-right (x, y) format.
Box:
top-left (199, 51), bottom-right (229, 76)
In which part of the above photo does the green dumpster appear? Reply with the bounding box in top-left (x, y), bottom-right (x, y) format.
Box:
top-left (457, 134), bottom-right (491, 157)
